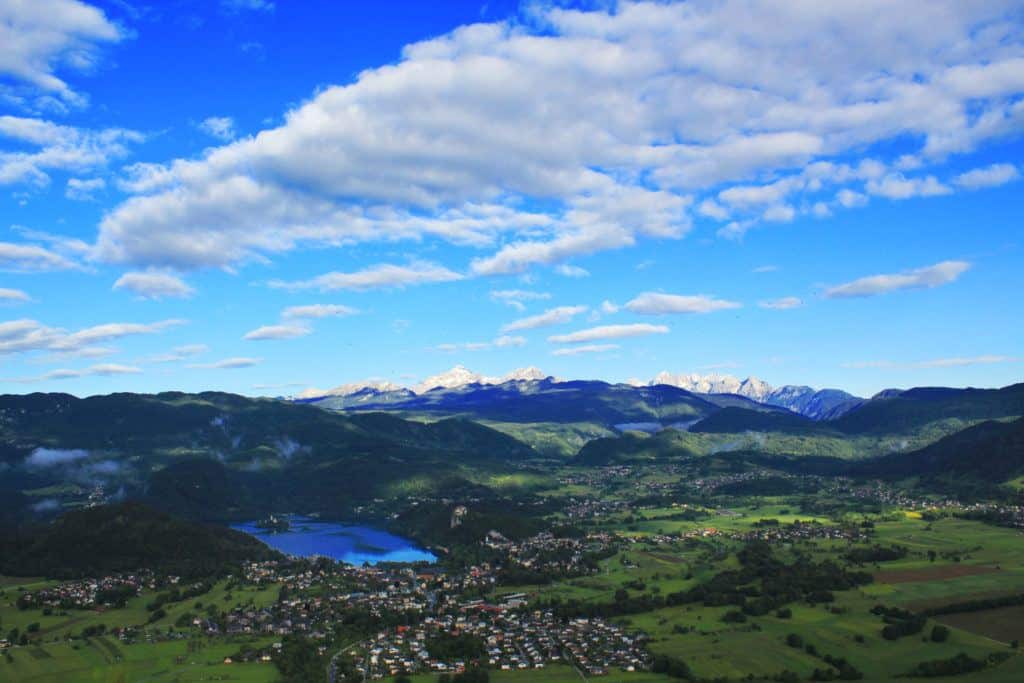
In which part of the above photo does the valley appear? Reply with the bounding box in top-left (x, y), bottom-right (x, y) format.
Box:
top-left (1, 378), bottom-right (1023, 681)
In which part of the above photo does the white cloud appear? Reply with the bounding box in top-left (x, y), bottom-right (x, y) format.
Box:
top-left (0, 0), bottom-right (122, 106)
top-left (866, 173), bottom-right (951, 200)
top-left (188, 356), bottom-right (261, 369)
top-left (149, 344), bottom-right (209, 363)
top-left (914, 355), bottom-right (1018, 368)
top-left (953, 163), bottom-right (1020, 190)
top-left (198, 116), bottom-right (236, 141)
top-left (490, 289), bottom-right (550, 311)
top-left (600, 300), bottom-right (619, 314)
top-left (759, 296), bottom-right (803, 310)
top-left (281, 304), bottom-right (358, 319)
top-left (825, 260), bottom-right (970, 298)
top-left (113, 270), bottom-right (195, 299)
top-left (435, 335), bottom-right (526, 352)
top-left (625, 292), bottom-right (741, 315)
top-left (0, 241), bottom-right (80, 271)
top-left (551, 343), bottom-right (619, 356)
top-left (243, 324), bottom-right (311, 341)
top-left (222, 0), bottom-right (274, 12)
top-left (844, 355), bottom-right (1018, 369)
top-left (548, 323), bottom-right (669, 344)
top-left (555, 264), bottom-right (590, 278)
top-left (501, 305), bottom-right (588, 333)
top-left (762, 204), bottom-right (795, 223)
top-left (0, 318), bottom-right (183, 357)
top-left (8, 363), bottom-right (142, 384)
top-left (698, 198), bottom-right (729, 221)
top-left (752, 265), bottom-right (778, 273)
top-left (52, 319), bottom-right (185, 350)
top-left (836, 188), bottom-right (868, 208)
top-left (65, 176), bottom-right (104, 200)
top-left (269, 262), bottom-right (463, 292)
top-left (88, 2), bottom-right (1024, 274)
top-left (0, 115), bottom-right (142, 186)
top-left (0, 287), bottom-right (31, 303)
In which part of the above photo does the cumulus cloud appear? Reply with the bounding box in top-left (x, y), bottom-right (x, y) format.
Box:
top-left (188, 356), bottom-right (261, 369)
top-left (0, 0), bottom-right (122, 106)
top-left (759, 297), bottom-right (803, 310)
top-left (953, 163), bottom-right (1020, 190)
top-left (198, 116), bottom-right (236, 141)
top-left (825, 260), bottom-right (970, 298)
top-left (281, 304), bottom-right (358, 319)
top-left (0, 287), bottom-right (31, 303)
top-left (551, 343), bottom-right (619, 356)
top-left (243, 324), bottom-right (311, 341)
top-left (113, 270), bottom-right (195, 299)
top-left (548, 323), bottom-right (668, 344)
top-left (625, 292), bottom-right (741, 315)
top-left (87, 2), bottom-right (1024, 274)
top-left (866, 173), bottom-right (951, 200)
top-left (501, 305), bottom-right (588, 333)
top-left (269, 262), bottom-right (463, 292)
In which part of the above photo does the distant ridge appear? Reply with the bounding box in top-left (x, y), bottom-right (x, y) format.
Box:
top-left (293, 366), bottom-right (865, 420)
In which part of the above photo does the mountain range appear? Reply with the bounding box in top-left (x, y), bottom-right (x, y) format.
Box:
top-left (295, 366), bottom-right (864, 420)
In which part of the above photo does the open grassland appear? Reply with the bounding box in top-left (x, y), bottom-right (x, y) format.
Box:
top-left (2, 637), bottom-right (279, 682)
top-left (1, 579), bottom-right (279, 644)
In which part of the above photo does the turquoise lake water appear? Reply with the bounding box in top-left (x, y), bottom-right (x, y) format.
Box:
top-left (232, 516), bottom-right (436, 565)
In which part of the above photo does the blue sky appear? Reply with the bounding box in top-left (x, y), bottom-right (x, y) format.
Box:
top-left (0, 0), bottom-right (1022, 398)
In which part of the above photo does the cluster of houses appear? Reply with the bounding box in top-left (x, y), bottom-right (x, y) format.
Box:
top-left (14, 573), bottom-right (149, 610)
top-left (355, 606), bottom-right (649, 679)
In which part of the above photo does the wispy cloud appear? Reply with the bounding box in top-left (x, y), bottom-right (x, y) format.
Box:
top-left (198, 116), bottom-right (236, 141)
top-left (501, 305), bottom-right (588, 333)
top-left (549, 324), bottom-right (668, 344)
top-left (113, 270), bottom-right (195, 299)
top-left (625, 293), bottom-right (741, 315)
top-left (188, 357), bottom-right (261, 369)
top-left (825, 260), bottom-right (970, 298)
top-left (551, 344), bottom-right (619, 356)
top-left (243, 324), bottom-right (311, 341)
top-left (759, 297), bottom-right (803, 310)
top-left (281, 304), bottom-right (358, 319)
top-left (843, 355), bottom-right (1018, 369)
top-left (270, 262), bottom-right (462, 292)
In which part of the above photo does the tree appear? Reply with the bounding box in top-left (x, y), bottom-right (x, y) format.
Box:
top-left (931, 625), bottom-right (950, 643)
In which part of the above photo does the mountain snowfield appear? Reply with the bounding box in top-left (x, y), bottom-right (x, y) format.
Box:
top-left (293, 366), bottom-right (863, 419)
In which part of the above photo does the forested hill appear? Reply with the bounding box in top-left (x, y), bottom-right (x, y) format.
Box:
top-left (0, 502), bottom-right (280, 579)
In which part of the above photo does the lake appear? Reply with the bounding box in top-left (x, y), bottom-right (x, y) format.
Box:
top-left (232, 516), bottom-right (436, 565)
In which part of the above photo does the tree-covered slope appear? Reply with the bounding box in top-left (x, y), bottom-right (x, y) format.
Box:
top-left (856, 417), bottom-right (1024, 482)
top-left (0, 502), bottom-right (280, 579)
top-left (830, 384), bottom-right (1024, 435)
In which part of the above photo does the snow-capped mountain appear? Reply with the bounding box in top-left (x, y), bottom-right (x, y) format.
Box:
top-left (414, 365), bottom-right (551, 394)
top-left (294, 380), bottom-right (405, 400)
top-left (650, 372), bottom-right (861, 419)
